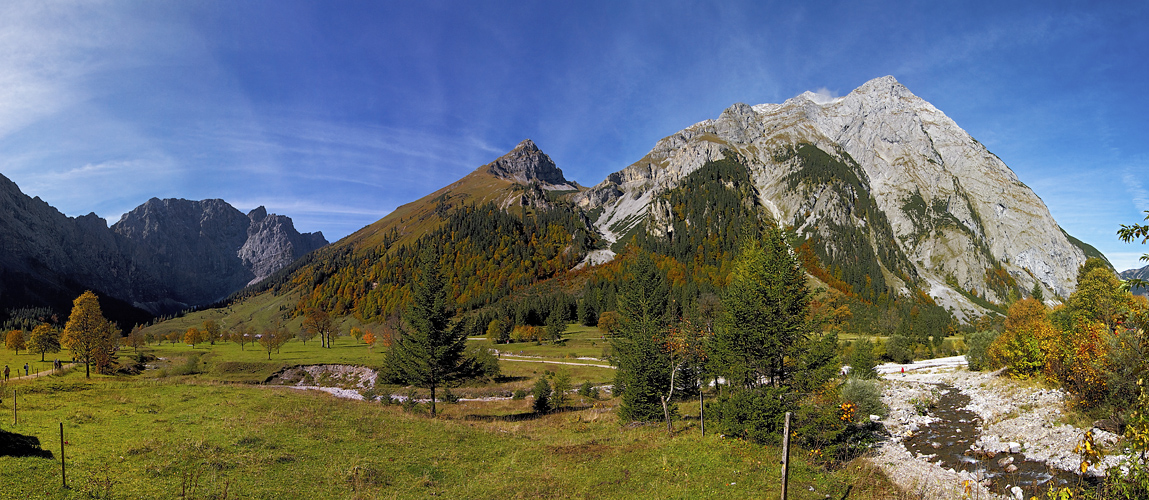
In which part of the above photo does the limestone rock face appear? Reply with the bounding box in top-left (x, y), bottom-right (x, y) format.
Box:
top-left (576, 76), bottom-right (1090, 317)
top-left (486, 139), bottom-right (576, 190)
top-left (111, 199), bottom-right (328, 309)
top-left (239, 206), bottom-right (329, 286)
top-left (0, 174), bottom-right (327, 319)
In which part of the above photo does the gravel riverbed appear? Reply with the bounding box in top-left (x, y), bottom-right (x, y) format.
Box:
top-left (871, 358), bottom-right (1126, 499)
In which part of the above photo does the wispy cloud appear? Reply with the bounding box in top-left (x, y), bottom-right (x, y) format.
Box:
top-left (1126, 168), bottom-right (1149, 213)
top-left (809, 87), bottom-right (839, 104)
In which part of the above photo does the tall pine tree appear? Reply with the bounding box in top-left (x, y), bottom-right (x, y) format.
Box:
top-left (387, 249), bottom-right (472, 416)
top-left (711, 227), bottom-right (811, 388)
top-left (612, 253), bottom-right (673, 422)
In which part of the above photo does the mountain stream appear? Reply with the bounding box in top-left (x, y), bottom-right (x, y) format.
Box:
top-left (902, 383), bottom-right (1093, 497)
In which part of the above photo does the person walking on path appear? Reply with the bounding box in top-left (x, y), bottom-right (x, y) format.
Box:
top-left (24, 363), bottom-right (29, 376)
top-left (3, 365), bottom-right (8, 381)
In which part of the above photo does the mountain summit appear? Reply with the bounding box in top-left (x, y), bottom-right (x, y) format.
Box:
top-left (575, 75), bottom-right (1099, 318)
top-left (485, 139), bottom-right (575, 189)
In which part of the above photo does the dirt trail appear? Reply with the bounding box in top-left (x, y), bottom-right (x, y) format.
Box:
top-left (497, 356), bottom-right (614, 369)
top-left (2, 362), bottom-right (77, 383)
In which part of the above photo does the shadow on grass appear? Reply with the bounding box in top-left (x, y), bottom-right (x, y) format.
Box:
top-left (462, 405), bottom-right (593, 422)
top-left (0, 429), bottom-right (54, 459)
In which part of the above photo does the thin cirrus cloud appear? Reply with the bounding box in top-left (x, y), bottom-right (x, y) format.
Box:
top-left (1126, 170), bottom-right (1149, 214)
top-left (0, 1), bottom-right (1145, 272)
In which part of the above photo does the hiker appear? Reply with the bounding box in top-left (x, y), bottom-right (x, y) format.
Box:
top-left (3, 365), bottom-right (8, 381)
top-left (24, 363), bottom-right (29, 376)
top-left (901, 366), bottom-right (905, 377)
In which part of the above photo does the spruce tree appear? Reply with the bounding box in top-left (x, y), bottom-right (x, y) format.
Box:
top-left (387, 250), bottom-right (471, 416)
top-left (711, 228), bottom-right (811, 388)
top-left (612, 253), bottom-right (672, 422)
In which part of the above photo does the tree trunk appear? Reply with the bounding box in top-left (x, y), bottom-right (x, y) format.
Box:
top-left (430, 385), bottom-right (437, 416)
top-left (661, 396), bottom-right (672, 432)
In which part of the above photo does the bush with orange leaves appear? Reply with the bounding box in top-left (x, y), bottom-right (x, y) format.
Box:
top-left (988, 298), bottom-right (1058, 378)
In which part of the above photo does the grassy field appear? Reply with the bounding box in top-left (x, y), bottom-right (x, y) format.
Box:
top-left (0, 369), bottom-right (900, 499)
top-left (0, 323), bottom-right (906, 499)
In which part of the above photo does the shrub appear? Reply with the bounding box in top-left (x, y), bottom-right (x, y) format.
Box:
top-left (988, 327), bottom-right (1044, 377)
top-left (795, 397), bottom-right (884, 470)
top-left (578, 381), bottom-right (599, 400)
top-left (965, 330), bottom-right (999, 371)
top-left (510, 326), bottom-right (543, 343)
top-left (441, 388), bottom-right (460, 404)
top-left (707, 386), bottom-right (790, 444)
top-left (840, 378), bottom-right (886, 420)
top-left (358, 386), bottom-right (379, 402)
top-left (465, 345), bottom-right (501, 380)
top-left (532, 377), bottom-right (552, 413)
top-left (551, 371), bottom-right (571, 409)
top-left (402, 390), bottom-right (423, 413)
top-left (848, 339), bottom-right (878, 379)
top-left (885, 334), bottom-right (913, 364)
top-left (511, 389), bottom-right (526, 400)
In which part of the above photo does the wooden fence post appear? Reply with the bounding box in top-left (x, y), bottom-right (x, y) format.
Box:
top-left (781, 411), bottom-right (792, 500)
top-left (61, 422), bottom-right (67, 489)
top-left (699, 389), bottom-right (705, 437)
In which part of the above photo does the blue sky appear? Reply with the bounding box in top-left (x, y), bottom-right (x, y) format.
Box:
top-left (1, 1), bottom-right (1146, 270)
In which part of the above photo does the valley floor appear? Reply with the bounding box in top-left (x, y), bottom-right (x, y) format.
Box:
top-left (1, 367), bottom-right (899, 499)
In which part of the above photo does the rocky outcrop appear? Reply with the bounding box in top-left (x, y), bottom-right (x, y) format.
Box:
top-left (575, 76), bottom-right (1093, 318)
top-left (486, 139), bottom-right (576, 190)
top-left (110, 198), bottom-right (327, 310)
top-left (0, 175), bottom-right (326, 320)
top-left (239, 207), bottom-right (329, 286)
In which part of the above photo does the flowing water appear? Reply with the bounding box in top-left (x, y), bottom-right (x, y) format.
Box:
top-left (902, 383), bottom-right (1092, 497)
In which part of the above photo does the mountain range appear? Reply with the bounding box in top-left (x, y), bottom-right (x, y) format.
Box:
top-left (288, 76), bottom-right (1102, 326)
top-left (0, 175), bottom-right (326, 325)
top-left (0, 76), bottom-right (1118, 330)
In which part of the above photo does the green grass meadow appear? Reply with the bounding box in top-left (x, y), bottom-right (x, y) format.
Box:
top-left (0, 325), bottom-right (901, 499)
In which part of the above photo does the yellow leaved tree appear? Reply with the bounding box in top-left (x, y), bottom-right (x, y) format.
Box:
top-left (62, 291), bottom-right (117, 378)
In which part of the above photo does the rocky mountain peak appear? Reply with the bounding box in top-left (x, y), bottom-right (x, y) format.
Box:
top-left (574, 76), bottom-right (1094, 319)
top-left (486, 139), bottom-right (575, 189)
top-left (248, 206), bottom-right (268, 222)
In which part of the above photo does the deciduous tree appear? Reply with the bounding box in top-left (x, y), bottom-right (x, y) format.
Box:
top-left (62, 291), bottom-right (115, 378)
top-left (126, 325), bottom-right (147, 350)
top-left (1118, 210), bottom-right (1149, 289)
top-left (202, 320), bottom-right (222, 345)
top-left (29, 324), bottom-right (61, 361)
top-left (5, 330), bottom-right (26, 354)
top-left (303, 308), bottom-right (336, 348)
top-left (597, 311), bottom-right (620, 336)
top-left (93, 321), bottom-right (121, 374)
top-left (184, 327), bottom-right (202, 347)
top-left (259, 324), bottom-right (290, 360)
